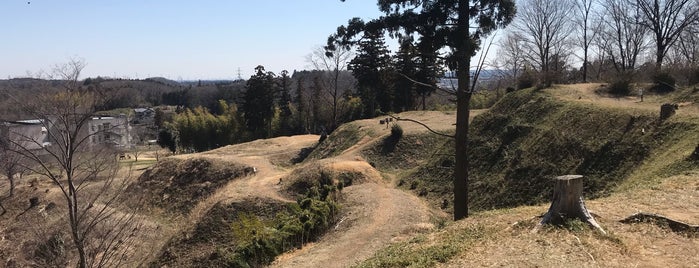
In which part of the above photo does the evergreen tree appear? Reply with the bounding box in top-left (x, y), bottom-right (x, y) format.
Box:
top-left (348, 29), bottom-right (392, 118)
top-left (295, 76), bottom-right (309, 133)
top-left (329, 0), bottom-right (515, 220)
top-left (277, 70), bottom-right (294, 135)
top-left (414, 26), bottom-right (442, 110)
top-left (392, 39), bottom-right (419, 112)
top-left (310, 76), bottom-right (324, 132)
top-left (242, 65), bottom-right (277, 138)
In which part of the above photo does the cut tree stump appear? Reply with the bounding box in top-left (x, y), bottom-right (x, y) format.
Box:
top-left (533, 175), bottom-right (606, 234)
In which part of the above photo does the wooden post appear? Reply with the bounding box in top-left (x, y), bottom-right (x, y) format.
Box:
top-left (533, 175), bottom-right (606, 234)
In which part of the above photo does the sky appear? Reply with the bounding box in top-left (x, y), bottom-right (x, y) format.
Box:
top-left (0, 0), bottom-right (387, 80)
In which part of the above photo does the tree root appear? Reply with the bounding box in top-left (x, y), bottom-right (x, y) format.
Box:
top-left (620, 212), bottom-right (699, 237)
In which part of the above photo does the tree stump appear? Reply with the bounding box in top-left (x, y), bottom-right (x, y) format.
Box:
top-left (533, 175), bottom-right (606, 234)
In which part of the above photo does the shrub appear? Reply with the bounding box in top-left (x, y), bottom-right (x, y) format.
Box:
top-left (689, 68), bottom-right (699, 85)
top-left (608, 79), bottom-right (631, 96)
top-left (651, 72), bottom-right (676, 93)
top-left (390, 124), bottom-right (403, 140)
top-left (34, 232), bottom-right (68, 267)
top-left (517, 72), bottom-right (535, 90)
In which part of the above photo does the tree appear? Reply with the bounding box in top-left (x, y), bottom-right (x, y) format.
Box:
top-left (392, 39), bottom-right (419, 111)
top-left (599, 0), bottom-right (648, 75)
top-left (515, 0), bottom-right (573, 86)
top-left (413, 21), bottom-right (443, 111)
top-left (0, 134), bottom-right (25, 216)
top-left (294, 76), bottom-right (311, 133)
top-left (668, 21), bottom-right (699, 83)
top-left (308, 46), bottom-right (356, 129)
top-left (634, 0), bottom-right (699, 70)
top-left (347, 28), bottom-right (393, 118)
top-left (157, 128), bottom-right (177, 153)
top-left (242, 66), bottom-right (277, 138)
top-left (3, 59), bottom-right (140, 268)
top-left (670, 23), bottom-right (699, 67)
top-left (276, 70), bottom-right (295, 135)
top-left (573, 0), bottom-right (601, 82)
top-left (170, 102), bottom-right (242, 152)
top-left (495, 31), bottom-right (527, 86)
top-left (0, 137), bottom-right (24, 197)
top-left (328, 0), bottom-right (516, 220)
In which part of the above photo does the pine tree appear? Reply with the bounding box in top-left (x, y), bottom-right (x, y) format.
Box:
top-left (348, 29), bottom-right (392, 118)
top-left (392, 39), bottom-right (419, 112)
top-left (242, 65), bottom-right (277, 138)
top-left (277, 70), bottom-right (294, 135)
top-left (295, 76), bottom-right (309, 133)
top-left (329, 0), bottom-right (515, 220)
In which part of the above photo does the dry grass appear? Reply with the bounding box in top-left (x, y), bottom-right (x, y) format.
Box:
top-left (357, 169), bottom-right (699, 268)
top-left (3, 83), bottom-right (698, 267)
top-left (355, 84), bottom-right (699, 267)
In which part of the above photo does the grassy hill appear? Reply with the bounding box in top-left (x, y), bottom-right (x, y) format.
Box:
top-left (351, 85), bottom-right (699, 267)
top-left (382, 87), bottom-right (699, 214)
top-left (1, 84), bottom-right (697, 267)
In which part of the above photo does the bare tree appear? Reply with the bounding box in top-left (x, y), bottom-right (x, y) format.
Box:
top-left (4, 59), bottom-right (140, 268)
top-left (677, 23), bottom-right (699, 66)
top-left (307, 46), bottom-right (356, 130)
top-left (599, 0), bottom-right (648, 75)
top-left (494, 32), bottom-right (527, 87)
top-left (573, 0), bottom-right (602, 82)
top-left (515, 0), bottom-right (574, 86)
top-left (634, 0), bottom-right (699, 70)
top-left (0, 137), bottom-right (25, 198)
top-left (669, 20), bottom-right (699, 67)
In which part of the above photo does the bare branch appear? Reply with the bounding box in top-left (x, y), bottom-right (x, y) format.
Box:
top-left (384, 113), bottom-right (455, 139)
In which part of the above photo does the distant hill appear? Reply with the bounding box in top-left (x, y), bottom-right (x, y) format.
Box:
top-left (144, 77), bottom-right (182, 87)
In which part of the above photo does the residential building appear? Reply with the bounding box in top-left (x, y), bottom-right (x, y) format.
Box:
top-left (87, 115), bottom-right (132, 148)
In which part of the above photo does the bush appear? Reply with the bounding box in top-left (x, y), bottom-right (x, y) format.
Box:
top-left (608, 79), bottom-right (631, 96)
top-left (517, 72), bottom-right (535, 90)
top-left (689, 68), bottom-right (699, 85)
top-left (651, 72), bottom-right (676, 93)
top-left (390, 124), bottom-right (403, 140)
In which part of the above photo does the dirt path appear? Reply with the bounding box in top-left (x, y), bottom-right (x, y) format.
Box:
top-left (164, 118), bottom-right (445, 268)
top-left (272, 182), bottom-right (434, 268)
top-left (177, 135), bottom-right (320, 224)
top-left (270, 113), bottom-right (460, 267)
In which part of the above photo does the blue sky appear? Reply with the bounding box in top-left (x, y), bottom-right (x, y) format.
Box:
top-left (0, 0), bottom-right (386, 80)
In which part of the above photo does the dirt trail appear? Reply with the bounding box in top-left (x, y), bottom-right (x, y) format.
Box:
top-left (164, 118), bottom-right (444, 268)
top-left (176, 135), bottom-right (319, 224)
top-left (269, 113), bottom-right (466, 267)
top-left (272, 183), bottom-right (434, 268)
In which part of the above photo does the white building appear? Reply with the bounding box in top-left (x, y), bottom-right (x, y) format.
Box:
top-left (87, 115), bottom-right (132, 148)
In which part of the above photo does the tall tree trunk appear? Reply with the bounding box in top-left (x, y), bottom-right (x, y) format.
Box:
top-left (582, 37), bottom-right (588, 83)
top-left (453, 0), bottom-right (472, 220)
top-left (68, 185), bottom-right (87, 268)
top-left (656, 43), bottom-right (665, 70)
